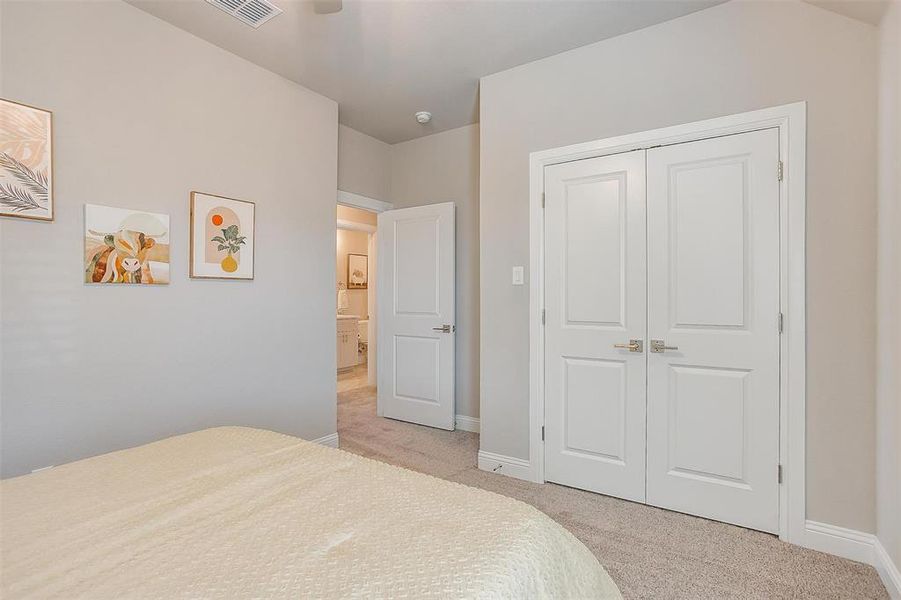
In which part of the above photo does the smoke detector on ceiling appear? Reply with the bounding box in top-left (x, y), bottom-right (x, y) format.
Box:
top-left (415, 111), bottom-right (432, 124)
top-left (205, 0), bottom-right (283, 28)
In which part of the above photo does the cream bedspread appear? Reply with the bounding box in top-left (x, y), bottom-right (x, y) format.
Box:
top-left (1, 427), bottom-right (620, 599)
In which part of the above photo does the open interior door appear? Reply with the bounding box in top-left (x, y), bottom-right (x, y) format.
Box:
top-left (377, 202), bottom-right (455, 430)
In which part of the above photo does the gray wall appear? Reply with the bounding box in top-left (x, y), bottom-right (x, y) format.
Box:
top-left (877, 0), bottom-right (901, 569)
top-left (390, 124), bottom-right (480, 419)
top-left (479, 0), bottom-right (878, 532)
top-left (0, 0), bottom-right (339, 477)
top-left (338, 124), bottom-right (391, 202)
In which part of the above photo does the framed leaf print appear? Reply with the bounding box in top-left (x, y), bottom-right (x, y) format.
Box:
top-left (0, 98), bottom-right (53, 221)
top-left (190, 191), bottom-right (255, 280)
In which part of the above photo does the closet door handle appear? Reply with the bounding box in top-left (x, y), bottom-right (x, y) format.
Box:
top-left (650, 339), bottom-right (678, 353)
top-left (614, 340), bottom-right (643, 353)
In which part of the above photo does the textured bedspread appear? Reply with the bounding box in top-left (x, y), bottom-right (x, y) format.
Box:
top-left (1, 427), bottom-right (620, 599)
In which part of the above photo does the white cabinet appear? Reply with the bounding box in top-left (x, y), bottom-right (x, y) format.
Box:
top-left (337, 317), bottom-right (359, 372)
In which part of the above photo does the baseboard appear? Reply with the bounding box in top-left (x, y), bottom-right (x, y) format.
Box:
top-left (477, 450), bottom-right (533, 481)
top-left (312, 432), bottom-right (339, 448)
top-left (875, 539), bottom-right (901, 600)
top-left (802, 520), bottom-right (899, 598)
top-left (455, 415), bottom-right (480, 433)
top-left (803, 520), bottom-right (876, 565)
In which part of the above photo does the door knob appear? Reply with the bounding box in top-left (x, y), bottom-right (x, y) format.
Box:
top-left (432, 324), bottom-right (454, 333)
top-left (650, 339), bottom-right (679, 353)
top-left (613, 339), bottom-right (643, 353)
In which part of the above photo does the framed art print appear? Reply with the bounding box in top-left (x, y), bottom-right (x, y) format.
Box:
top-left (347, 253), bottom-right (368, 289)
top-left (0, 98), bottom-right (53, 221)
top-left (190, 191), bottom-right (255, 280)
top-left (84, 204), bottom-right (170, 285)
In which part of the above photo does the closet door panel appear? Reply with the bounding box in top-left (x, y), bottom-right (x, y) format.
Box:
top-left (646, 129), bottom-right (781, 533)
top-left (543, 150), bottom-right (647, 503)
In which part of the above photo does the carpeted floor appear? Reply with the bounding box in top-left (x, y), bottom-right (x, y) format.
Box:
top-left (337, 383), bottom-right (889, 600)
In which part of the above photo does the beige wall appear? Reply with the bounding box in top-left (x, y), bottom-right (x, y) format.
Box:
top-left (877, 0), bottom-right (901, 568)
top-left (338, 124), bottom-right (391, 202)
top-left (337, 228), bottom-right (370, 319)
top-left (480, 0), bottom-right (878, 532)
top-left (0, 0), bottom-right (339, 477)
top-left (390, 124), bottom-right (480, 419)
top-left (337, 205), bottom-right (377, 227)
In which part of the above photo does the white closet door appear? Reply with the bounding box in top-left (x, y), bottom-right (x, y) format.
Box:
top-left (377, 202), bottom-right (455, 430)
top-left (544, 150), bottom-right (648, 503)
top-left (646, 129), bottom-right (781, 533)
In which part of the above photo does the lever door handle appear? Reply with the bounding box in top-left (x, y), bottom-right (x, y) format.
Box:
top-left (432, 324), bottom-right (454, 333)
top-left (614, 339), bottom-right (643, 353)
top-left (650, 339), bottom-right (679, 353)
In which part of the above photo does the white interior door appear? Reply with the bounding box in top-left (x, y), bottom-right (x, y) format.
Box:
top-left (544, 150), bottom-right (648, 503)
top-left (377, 202), bottom-right (455, 430)
top-left (646, 129), bottom-right (781, 533)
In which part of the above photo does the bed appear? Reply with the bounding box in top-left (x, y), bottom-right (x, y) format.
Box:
top-left (1, 427), bottom-right (621, 599)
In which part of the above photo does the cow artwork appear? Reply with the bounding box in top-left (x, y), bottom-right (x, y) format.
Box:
top-left (84, 205), bottom-right (170, 285)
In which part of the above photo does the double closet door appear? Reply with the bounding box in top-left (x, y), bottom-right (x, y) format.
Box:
top-left (543, 129), bottom-right (781, 533)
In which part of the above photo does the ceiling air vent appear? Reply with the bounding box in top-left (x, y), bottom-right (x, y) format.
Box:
top-left (205, 0), bottom-right (283, 28)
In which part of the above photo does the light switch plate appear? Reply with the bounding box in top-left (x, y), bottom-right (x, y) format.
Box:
top-left (512, 266), bottom-right (524, 285)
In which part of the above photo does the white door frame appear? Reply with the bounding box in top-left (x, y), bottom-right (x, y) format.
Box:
top-left (528, 102), bottom-right (806, 544)
top-left (338, 189), bottom-right (394, 214)
top-left (338, 190), bottom-right (393, 388)
top-left (337, 219), bottom-right (376, 234)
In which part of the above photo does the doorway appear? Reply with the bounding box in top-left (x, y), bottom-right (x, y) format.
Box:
top-left (529, 103), bottom-right (807, 541)
top-left (337, 203), bottom-right (378, 393)
top-left (335, 192), bottom-right (458, 432)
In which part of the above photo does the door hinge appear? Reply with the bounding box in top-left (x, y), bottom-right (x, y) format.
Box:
top-left (778, 312), bottom-right (784, 334)
top-left (541, 308), bottom-right (546, 325)
top-left (777, 160), bottom-right (784, 182)
top-left (778, 464), bottom-right (783, 484)
top-left (541, 192), bottom-right (546, 209)
top-left (541, 426), bottom-right (545, 442)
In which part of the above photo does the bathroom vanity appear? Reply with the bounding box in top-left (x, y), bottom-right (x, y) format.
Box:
top-left (337, 315), bottom-right (359, 372)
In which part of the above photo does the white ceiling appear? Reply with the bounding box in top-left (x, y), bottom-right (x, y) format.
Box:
top-left (127, 0), bottom-right (729, 143)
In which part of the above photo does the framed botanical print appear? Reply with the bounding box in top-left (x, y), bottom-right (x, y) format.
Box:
top-left (190, 191), bottom-right (255, 280)
top-left (347, 253), bottom-right (368, 289)
top-left (0, 98), bottom-right (53, 221)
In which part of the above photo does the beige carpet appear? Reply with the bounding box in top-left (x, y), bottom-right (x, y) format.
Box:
top-left (337, 383), bottom-right (888, 600)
